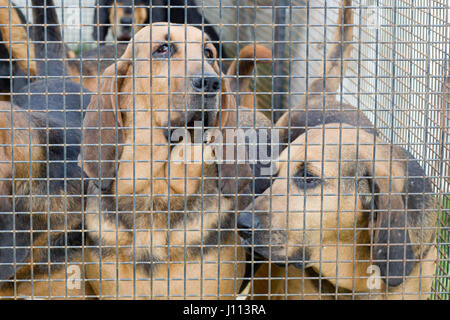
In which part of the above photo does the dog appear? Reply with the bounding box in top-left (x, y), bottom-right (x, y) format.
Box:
top-left (81, 23), bottom-right (250, 299)
top-left (0, 0), bottom-right (94, 299)
top-left (13, 0), bottom-right (92, 110)
top-left (0, 1), bottom-right (36, 98)
top-left (238, 124), bottom-right (438, 300)
top-left (92, 0), bottom-right (223, 56)
top-left (237, 0), bottom-right (438, 300)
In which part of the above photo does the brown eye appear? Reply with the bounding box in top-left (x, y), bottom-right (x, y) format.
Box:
top-left (153, 43), bottom-right (174, 58)
top-left (293, 165), bottom-right (321, 189)
top-left (157, 44), bottom-right (169, 53)
top-left (204, 48), bottom-right (214, 59)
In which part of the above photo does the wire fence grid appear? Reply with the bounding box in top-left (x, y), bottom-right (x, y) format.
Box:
top-left (0, 0), bottom-right (448, 299)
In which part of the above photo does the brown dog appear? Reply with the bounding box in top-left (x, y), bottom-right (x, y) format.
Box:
top-left (0, 102), bottom-right (95, 299)
top-left (238, 125), bottom-right (437, 300)
top-left (0, 1), bottom-right (96, 299)
top-left (238, 0), bottom-right (438, 300)
top-left (81, 23), bottom-right (247, 299)
top-left (92, 1), bottom-right (223, 53)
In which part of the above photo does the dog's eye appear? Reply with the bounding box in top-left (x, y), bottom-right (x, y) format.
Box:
top-left (153, 43), bottom-right (174, 58)
top-left (204, 48), bottom-right (214, 59)
top-left (293, 168), bottom-right (321, 189)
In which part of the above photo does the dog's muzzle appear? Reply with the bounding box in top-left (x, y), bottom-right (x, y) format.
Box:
top-left (237, 212), bottom-right (265, 241)
top-left (191, 72), bottom-right (220, 97)
top-left (163, 106), bottom-right (219, 144)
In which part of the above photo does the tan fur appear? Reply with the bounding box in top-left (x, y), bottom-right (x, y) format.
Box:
top-left (246, 0), bottom-right (435, 299)
top-left (226, 44), bottom-right (272, 112)
top-left (83, 24), bottom-right (227, 197)
top-left (0, 1), bottom-right (36, 76)
top-left (82, 24), bottom-right (245, 299)
top-left (245, 125), bottom-right (437, 299)
top-left (0, 244), bottom-right (96, 300)
top-left (0, 102), bottom-right (42, 195)
top-left (0, 102), bottom-right (93, 299)
top-left (251, 244), bottom-right (436, 300)
top-left (245, 0), bottom-right (437, 299)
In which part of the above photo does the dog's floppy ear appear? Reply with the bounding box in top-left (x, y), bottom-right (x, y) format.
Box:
top-left (82, 57), bottom-right (130, 191)
top-left (214, 73), bottom-right (252, 195)
top-left (93, 0), bottom-right (111, 42)
top-left (357, 146), bottom-right (416, 287)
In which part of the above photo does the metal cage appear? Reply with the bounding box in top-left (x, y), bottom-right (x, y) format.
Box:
top-left (0, 0), bottom-right (447, 299)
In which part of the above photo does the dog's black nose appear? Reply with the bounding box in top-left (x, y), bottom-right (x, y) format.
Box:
top-left (120, 16), bottom-right (132, 25)
top-left (237, 212), bottom-right (264, 239)
top-left (191, 73), bottom-right (220, 94)
top-left (238, 212), bottom-right (263, 229)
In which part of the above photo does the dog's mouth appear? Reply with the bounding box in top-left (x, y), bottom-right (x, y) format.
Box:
top-left (240, 236), bottom-right (307, 269)
top-left (163, 111), bottom-right (213, 151)
top-left (239, 236), bottom-right (271, 261)
top-left (118, 32), bottom-right (131, 41)
top-left (239, 231), bottom-right (309, 269)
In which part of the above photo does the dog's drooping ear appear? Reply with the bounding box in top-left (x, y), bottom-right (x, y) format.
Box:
top-left (82, 57), bottom-right (131, 191)
top-left (357, 148), bottom-right (429, 287)
top-left (214, 75), bottom-right (253, 195)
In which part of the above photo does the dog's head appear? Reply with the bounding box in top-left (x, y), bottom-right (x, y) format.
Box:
top-left (93, 0), bottom-right (163, 42)
top-left (238, 124), bottom-right (437, 291)
top-left (83, 23), bottom-right (234, 195)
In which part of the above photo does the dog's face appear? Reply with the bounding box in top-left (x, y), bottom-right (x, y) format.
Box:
top-left (108, 0), bottom-right (148, 41)
top-left (126, 23), bottom-right (222, 130)
top-left (83, 23), bottom-right (232, 195)
top-left (238, 124), bottom-right (437, 291)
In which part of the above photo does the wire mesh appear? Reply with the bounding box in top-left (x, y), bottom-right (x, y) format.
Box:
top-left (0, 0), bottom-right (447, 300)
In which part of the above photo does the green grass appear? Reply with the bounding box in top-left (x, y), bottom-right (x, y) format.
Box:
top-left (432, 198), bottom-right (450, 300)
top-left (70, 43), bottom-right (95, 56)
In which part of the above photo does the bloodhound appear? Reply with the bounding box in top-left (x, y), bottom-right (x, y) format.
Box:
top-left (238, 124), bottom-right (437, 300)
top-left (92, 0), bottom-right (223, 56)
top-left (82, 23), bottom-right (249, 299)
top-left (0, 0), bottom-right (94, 299)
top-left (0, 102), bottom-right (95, 299)
top-left (0, 1), bottom-right (36, 98)
top-left (237, 0), bottom-right (438, 300)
